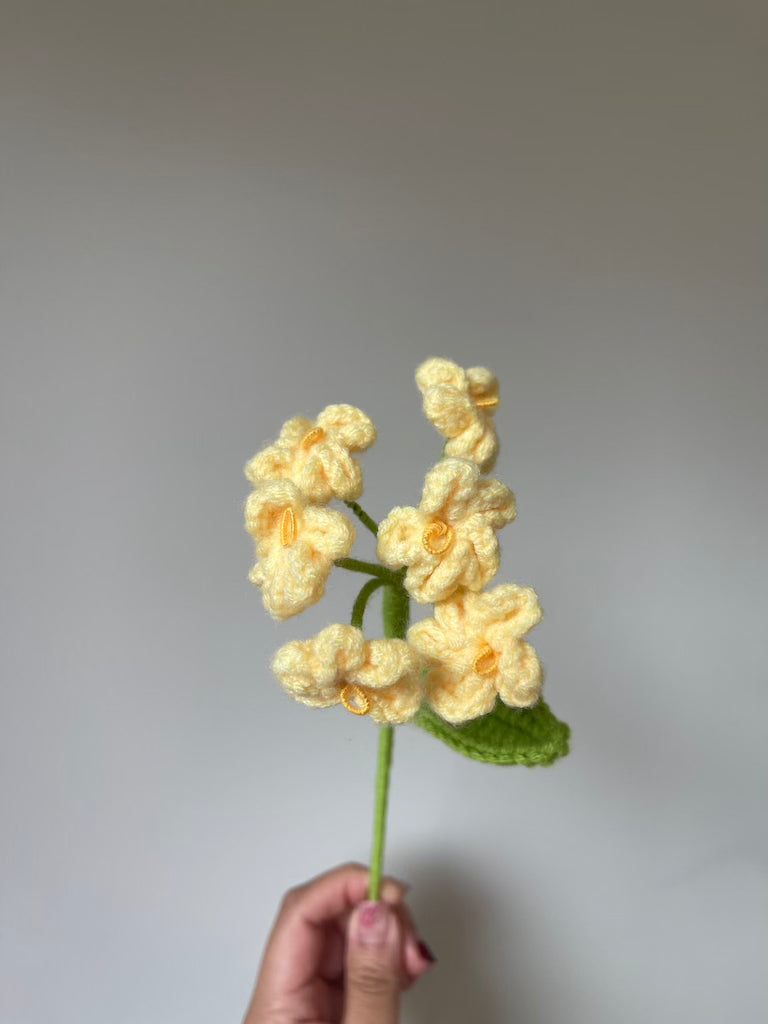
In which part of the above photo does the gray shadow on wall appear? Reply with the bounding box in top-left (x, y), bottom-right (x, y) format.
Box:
top-left (401, 854), bottom-right (545, 1024)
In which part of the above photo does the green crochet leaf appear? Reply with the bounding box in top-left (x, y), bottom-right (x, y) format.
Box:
top-left (414, 699), bottom-right (570, 767)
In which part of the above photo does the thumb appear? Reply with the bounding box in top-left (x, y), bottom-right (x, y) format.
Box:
top-left (343, 901), bottom-right (402, 1024)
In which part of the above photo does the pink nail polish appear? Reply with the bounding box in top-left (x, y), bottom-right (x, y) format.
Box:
top-left (357, 901), bottom-right (389, 946)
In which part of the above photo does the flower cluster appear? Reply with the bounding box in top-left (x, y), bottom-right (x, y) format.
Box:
top-left (246, 359), bottom-right (545, 727)
top-left (243, 405), bottom-right (376, 619)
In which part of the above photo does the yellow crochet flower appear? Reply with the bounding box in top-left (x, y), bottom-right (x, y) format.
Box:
top-left (408, 585), bottom-right (544, 725)
top-left (245, 480), bottom-right (354, 620)
top-left (376, 457), bottom-right (516, 604)
top-left (245, 404), bottom-right (376, 503)
top-left (271, 624), bottom-right (423, 725)
top-left (416, 357), bottom-right (500, 471)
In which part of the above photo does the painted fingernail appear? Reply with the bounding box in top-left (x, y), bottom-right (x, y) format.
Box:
top-left (355, 901), bottom-right (391, 946)
top-left (418, 939), bottom-right (437, 963)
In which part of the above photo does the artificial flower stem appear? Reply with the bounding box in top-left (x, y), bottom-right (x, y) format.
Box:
top-left (334, 557), bottom-right (402, 583)
top-left (368, 581), bottom-right (410, 901)
top-left (368, 724), bottom-right (393, 901)
top-left (344, 500), bottom-right (379, 537)
top-left (350, 577), bottom-right (386, 631)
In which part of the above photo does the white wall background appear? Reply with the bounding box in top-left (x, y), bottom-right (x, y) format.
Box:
top-left (1, 3), bottom-right (766, 1022)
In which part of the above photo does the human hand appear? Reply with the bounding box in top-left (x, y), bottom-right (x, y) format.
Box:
top-left (243, 862), bottom-right (436, 1024)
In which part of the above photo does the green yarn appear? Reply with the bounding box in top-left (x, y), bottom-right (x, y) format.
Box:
top-left (335, 557), bottom-right (402, 584)
top-left (350, 577), bottom-right (386, 631)
top-left (368, 723), bottom-right (393, 901)
top-left (415, 699), bottom-right (570, 767)
top-left (368, 582), bottom-right (410, 901)
top-left (344, 500), bottom-right (379, 537)
top-left (381, 582), bottom-right (410, 641)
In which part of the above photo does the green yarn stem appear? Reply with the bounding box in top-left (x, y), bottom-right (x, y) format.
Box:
top-left (369, 724), bottom-right (393, 901)
top-left (350, 577), bottom-right (386, 631)
top-left (344, 500), bottom-right (379, 537)
top-left (382, 582), bottom-right (410, 640)
top-left (334, 557), bottom-right (402, 583)
top-left (369, 582), bottom-right (410, 901)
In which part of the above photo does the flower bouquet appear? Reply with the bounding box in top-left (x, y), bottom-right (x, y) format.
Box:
top-left (244, 358), bottom-right (570, 898)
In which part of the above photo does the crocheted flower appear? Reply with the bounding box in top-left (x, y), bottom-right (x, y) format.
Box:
top-left (245, 404), bottom-right (376, 503)
top-left (416, 357), bottom-right (500, 471)
top-left (271, 624), bottom-right (423, 725)
top-left (376, 458), bottom-right (516, 604)
top-left (408, 585), bottom-right (544, 724)
top-left (245, 480), bottom-right (354, 620)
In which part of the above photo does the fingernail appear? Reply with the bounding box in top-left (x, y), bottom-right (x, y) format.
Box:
top-left (355, 901), bottom-right (391, 947)
top-left (418, 940), bottom-right (437, 964)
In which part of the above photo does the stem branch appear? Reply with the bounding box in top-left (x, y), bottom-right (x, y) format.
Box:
top-left (344, 501), bottom-right (379, 537)
top-left (335, 557), bottom-right (402, 583)
top-left (350, 578), bottom-right (386, 631)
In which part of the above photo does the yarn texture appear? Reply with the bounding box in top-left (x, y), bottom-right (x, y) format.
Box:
top-left (416, 699), bottom-right (570, 767)
top-left (376, 457), bottom-right (516, 604)
top-left (415, 357), bottom-right (500, 471)
top-left (245, 404), bottom-right (376, 503)
top-left (272, 624), bottom-right (423, 725)
top-left (245, 480), bottom-right (354, 619)
top-left (408, 584), bottom-right (544, 724)
top-left (241, 357), bottom-right (570, 899)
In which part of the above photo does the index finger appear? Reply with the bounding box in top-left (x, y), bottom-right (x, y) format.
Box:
top-left (278, 863), bottom-right (408, 930)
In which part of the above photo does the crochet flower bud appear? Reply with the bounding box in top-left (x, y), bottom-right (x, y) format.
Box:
top-left (271, 624), bottom-right (424, 725)
top-left (245, 404), bottom-right (376, 503)
top-left (416, 357), bottom-right (500, 471)
top-left (245, 480), bottom-right (354, 619)
top-left (408, 585), bottom-right (544, 724)
top-left (377, 458), bottom-right (516, 604)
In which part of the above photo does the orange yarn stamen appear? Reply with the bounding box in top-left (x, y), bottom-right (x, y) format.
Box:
top-left (340, 683), bottom-right (370, 716)
top-left (422, 519), bottom-right (454, 555)
top-left (473, 643), bottom-right (499, 676)
top-left (279, 506), bottom-right (297, 546)
top-left (473, 394), bottom-right (499, 409)
top-left (300, 426), bottom-right (325, 449)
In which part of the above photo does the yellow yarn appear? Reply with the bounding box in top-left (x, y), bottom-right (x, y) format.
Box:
top-left (245, 403), bottom-right (376, 503)
top-left (407, 584), bottom-right (544, 725)
top-left (271, 624), bottom-right (423, 725)
top-left (245, 480), bottom-right (355, 620)
top-left (376, 457), bottom-right (516, 604)
top-left (415, 357), bottom-right (500, 471)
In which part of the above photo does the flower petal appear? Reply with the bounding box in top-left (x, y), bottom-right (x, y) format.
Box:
top-left (312, 443), bottom-right (364, 501)
top-left (406, 534), bottom-right (474, 603)
top-left (301, 505), bottom-right (356, 560)
top-left (422, 387), bottom-right (475, 437)
top-left (278, 416), bottom-right (316, 446)
top-left (445, 420), bottom-right (499, 472)
top-left (271, 639), bottom-right (341, 707)
top-left (407, 616), bottom-right (451, 661)
top-left (244, 480), bottom-right (302, 552)
top-left (415, 357), bottom-right (466, 392)
top-left (368, 674), bottom-right (423, 724)
top-left (466, 478), bottom-right (516, 527)
top-left (482, 584), bottom-right (543, 641)
top-left (425, 666), bottom-right (497, 725)
top-left (244, 444), bottom-right (294, 487)
top-left (419, 458), bottom-right (480, 520)
top-left (496, 640), bottom-right (543, 708)
top-left (311, 624), bottom-right (366, 681)
top-left (377, 506), bottom-right (424, 568)
top-left (354, 639), bottom-right (419, 689)
top-left (317, 404), bottom-right (376, 451)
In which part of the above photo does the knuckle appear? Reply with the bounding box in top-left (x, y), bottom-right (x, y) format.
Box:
top-left (350, 963), bottom-right (397, 999)
top-left (280, 885), bottom-right (303, 910)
